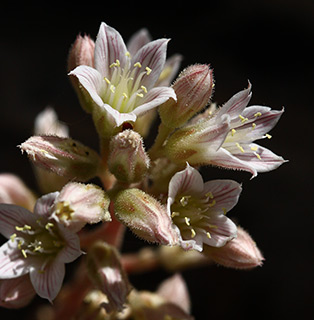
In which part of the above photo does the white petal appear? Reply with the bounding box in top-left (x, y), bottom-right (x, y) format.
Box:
top-left (133, 86), bottom-right (176, 117)
top-left (94, 22), bottom-right (128, 78)
top-left (127, 28), bottom-right (152, 56)
top-left (155, 54), bottom-right (183, 87)
top-left (30, 260), bottom-right (65, 302)
top-left (0, 204), bottom-right (36, 238)
top-left (203, 179), bottom-right (242, 214)
top-left (0, 241), bottom-right (30, 279)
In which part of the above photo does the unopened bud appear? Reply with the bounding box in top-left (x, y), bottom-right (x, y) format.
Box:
top-left (52, 182), bottom-right (111, 232)
top-left (19, 135), bottom-right (101, 182)
top-left (114, 188), bottom-right (178, 246)
top-left (68, 34), bottom-right (95, 72)
top-left (159, 64), bottom-right (214, 128)
top-left (86, 242), bottom-right (132, 313)
top-left (108, 130), bottom-right (150, 183)
top-left (203, 226), bottom-right (264, 269)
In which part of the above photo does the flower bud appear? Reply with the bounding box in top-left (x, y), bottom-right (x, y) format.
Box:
top-left (202, 226), bottom-right (264, 269)
top-left (114, 188), bottom-right (178, 246)
top-left (0, 174), bottom-right (36, 210)
top-left (52, 182), bottom-right (111, 232)
top-left (159, 64), bottom-right (214, 128)
top-left (19, 135), bottom-right (101, 182)
top-left (67, 34), bottom-right (95, 72)
top-left (108, 130), bottom-right (150, 183)
top-left (86, 241), bottom-right (132, 313)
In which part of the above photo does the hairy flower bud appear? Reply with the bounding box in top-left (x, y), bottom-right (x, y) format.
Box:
top-left (108, 130), bottom-right (150, 183)
top-left (202, 226), bottom-right (264, 269)
top-left (68, 34), bottom-right (95, 72)
top-left (19, 135), bottom-right (101, 182)
top-left (159, 64), bottom-right (213, 128)
top-left (86, 241), bottom-right (132, 313)
top-left (114, 188), bottom-right (178, 246)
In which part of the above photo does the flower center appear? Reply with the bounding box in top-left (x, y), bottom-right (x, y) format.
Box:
top-left (10, 220), bottom-right (65, 268)
top-left (100, 53), bottom-right (152, 114)
top-left (170, 192), bottom-right (217, 240)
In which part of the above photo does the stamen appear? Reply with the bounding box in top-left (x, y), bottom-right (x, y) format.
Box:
top-left (145, 67), bottom-right (152, 75)
top-left (104, 77), bottom-right (111, 84)
top-left (254, 112), bottom-right (262, 117)
top-left (206, 232), bottom-right (211, 239)
top-left (134, 62), bottom-right (142, 68)
top-left (110, 84), bottom-right (116, 93)
top-left (254, 152), bottom-right (262, 160)
top-left (191, 228), bottom-right (196, 238)
top-left (251, 146), bottom-right (258, 151)
top-left (140, 85), bottom-right (147, 93)
top-left (252, 123), bottom-right (256, 129)
top-left (21, 249), bottom-right (27, 258)
top-left (265, 133), bottom-right (272, 139)
top-left (205, 191), bottom-right (214, 199)
top-left (236, 142), bottom-right (245, 153)
top-left (125, 51), bottom-right (131, 58)
top-left (123, 92), bottom-right (128, 100)
top-left (231, 129), bottom-right (236, 136)
top-left (45, 222), bottom-right (54, 230)
top-left (10, 233), bottom-right (17, 242)
top-left (208, 200), bottom-right (216, 207)
top-left (109, 59), bottom-right (120, 68)
top-left (136, 93), bottom-right (144, 98)
top-left (171, 211), bottom-right (180, 218)
top-left (185, 217), bottom-right (191, 226)
top-left (222, 208), bottom-right (227, 215)
top-left (15, 225), bottom-right (32, 232)
top-left (239, 115), bottom-right (248, 123)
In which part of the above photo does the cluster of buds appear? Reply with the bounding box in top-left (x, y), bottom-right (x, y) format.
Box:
top-left (0, 21), bottom-right (286, 319)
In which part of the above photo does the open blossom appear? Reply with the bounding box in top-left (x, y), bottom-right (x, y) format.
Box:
top-left (167, 163), bottom-right (240, 251)
top-left (69, 22), bottom-right (176, 136)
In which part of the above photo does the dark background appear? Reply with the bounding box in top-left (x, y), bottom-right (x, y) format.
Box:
top-left (0, 0), bottom-right (313, 319)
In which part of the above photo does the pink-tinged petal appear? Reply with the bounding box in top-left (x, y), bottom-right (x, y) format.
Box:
top-left (168, 164), bottom-right (204, 205)
top-left (202, 213), bottom-right (237, 247)
top-left (127, 28), bottom-right (152, 56)
top-left (0, 241), bottom-right (30, 279)
top-left (156, 54), bottom-right (183, 87)
top-left (229, 143), bottom-right (287, 174)
top-left (0, 275), bottom-right (36, 309)
top-left (29, 260), bottom-right (65, 302)
top-left (34, 192), bottom-right (59, 218)
top-left (57, 224), bottom-right (82, 263)
top-left (131, 39), bottom-right (169, 90)
top-left (94, 22), bottom-right (128, 78)
top-left (203, 180), bottom-right (242, 213)
top-left (0, 204), bottom-right (36, 238)
top-left (93, 103), bottom-right (137, 128)
top-left (133, 86), bottom-right (176, 117)
top-left (208, 147), bottom-right (258, 177)
top-left (69, 65), bottom-right (104, 109)
top-left (217, 82), bottom-right (252, 120)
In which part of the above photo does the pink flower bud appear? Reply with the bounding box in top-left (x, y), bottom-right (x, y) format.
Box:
top-left (114, 188), bottom-right (178, 246)
top-left (52, 182), bottom-right (111, 232)
top-left (108, 130), bottom-right (150, 183)
top-left (86, 241), bottom-right (132, 313)
top-left (0, 276), bottom-right (36, 309)
top-left (68, 34), bottom-right (95, 72)
top-left (19, 135), bottom-right (101, 182)
top-left (159, 64), bottom-right (214, 128)
top-left (203, 226), bottom-right (264, 269)
top-left (0, 174), bottom-right (36, 210)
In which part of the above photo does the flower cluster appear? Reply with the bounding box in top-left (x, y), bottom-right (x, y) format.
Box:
top-left (0, 21), bottom-right (286, 319)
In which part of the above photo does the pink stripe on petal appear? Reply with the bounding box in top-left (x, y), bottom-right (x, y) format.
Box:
top-left (127, 28), bottom-right (152, 56)
top-left (30, 260), bottom-right (65, 302)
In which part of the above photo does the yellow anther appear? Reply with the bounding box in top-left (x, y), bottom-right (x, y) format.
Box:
top-left (104, 77), bottom-right (111, 84)
top-left (171, 211), bottom-right (180, 218)
top-left (208, 223), bottom-right (218, 229)
top-left (15, 225), bottom-right (31, 232)
top-left (236, 142), bottom-right (245, 153)
top-left (45, 222), bottom-right (54, 230)
top-left (110, 59), bottom-right (120, 68)
top-left (10, 233), bottom-right (17, 242)
top-left (145, 66), bottom-right (152, 75)
top-left (180, 196), bottom-right (190, 207)
top-left (134, 62), bottom-right (142, 68)
top-left (222, 207), bottom-right (227, 215)
top-left (254, 152), bottom-right (262, 160)
top-left (239, 115), bottom-right (248, 123)
top-left (122, 92), bottom-right (128, 99)
top-left (21, 249), bottom-right (27, 258)
top-left (33, 246), bottom-right (42, 252)
top-left (209, 200), bottom-right (216, 207)
top-left (205, 191), bottom-right (214, 199)
top-left (231, 128), bottom-right (236, 136)
top-left (191, 228), bottom-right (196, 238)
top-left (265, 133), bottom-right (272, 139)
top-left (252, 123), bottom-right (256, 129)
top-left (206, 232), bottom-right (211, 239)
top-left (185, 217), bottom-right (191, 226)
top-left (251, 146), bottom-right (258, 151)
top-left (140, 85), bottom-right (147, 93)
top-left (17, 240), bottom-right (23, 250)
top-left (125, 51), bottom-right (131, 57)
top-left (110, 84), bottom-right (115, 93)
top-left (136, 93), bottom-right (144, 98)
top-left (254, 112), bottom-right (262, 117)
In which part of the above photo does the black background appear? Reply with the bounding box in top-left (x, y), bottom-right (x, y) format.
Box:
top-left (0, 0), bottom-right (313, 319)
